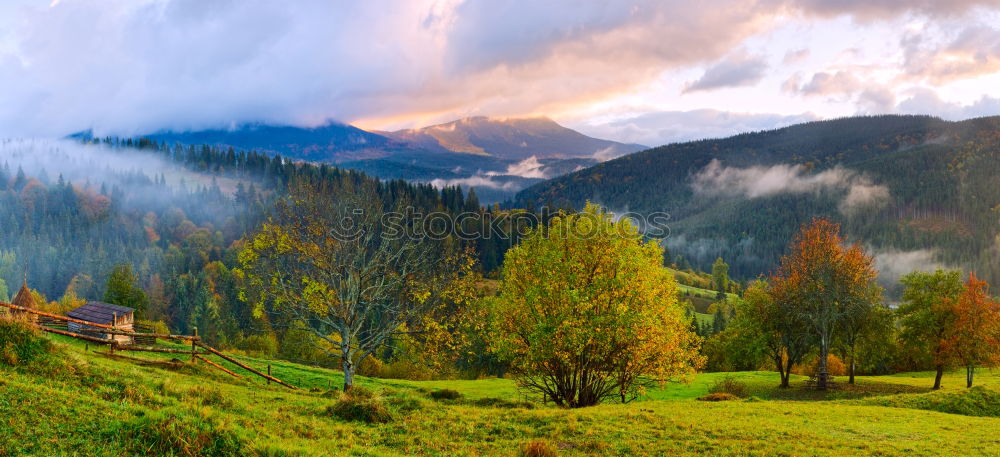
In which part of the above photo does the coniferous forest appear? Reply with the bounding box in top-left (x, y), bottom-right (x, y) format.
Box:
top-left (0, 138), bottom-right (531, 365)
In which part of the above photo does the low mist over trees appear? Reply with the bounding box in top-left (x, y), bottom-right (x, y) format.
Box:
top-left (703, 218), bottom-right (1000, 391)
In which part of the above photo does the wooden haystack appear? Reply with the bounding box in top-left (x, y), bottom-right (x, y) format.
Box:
top-left (10, 279), bottom-right (37, 323)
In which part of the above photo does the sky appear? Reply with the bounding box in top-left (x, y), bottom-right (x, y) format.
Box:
top-left (1, 0), bottom-right (1000, 147)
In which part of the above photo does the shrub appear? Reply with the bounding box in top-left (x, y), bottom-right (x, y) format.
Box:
top-left (185, 385), bottom-right (235, 408)
top-left (115, 412), bottom-right (245, 457)
top-left (240, 333), bottom-right (278, 358)
top-left (863, 386), bottom-right (1000, 417)
top-left (136, 319), bottom-right (171, 336)
top-left (360, 355), bottom-right (437, 380)
top-left (0, 318), bottom-right (54, 367)
top-left (344, 385), bottom-right (374, 399)
top-left (707, 376), bottom-right (749, 398)
top-left (521, 440), bottom-right (557, 457)
top-left (388, 395), bottom-right (425, 413)
top-left (473, 397), bottom-right (535, 409)
top-left (697, 392), bottom-right (740, 402)
top-left (430, 389), bottom-right (462, 400)
top-left (326, 390), bottom-right (392, 424)
top-left (320, 390), bottom-right (341, 399)
top-left (793, 354), bottom-right (847, 376)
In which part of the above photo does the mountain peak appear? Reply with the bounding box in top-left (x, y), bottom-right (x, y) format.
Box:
top-left (387, 116), bottom-right (641, 160)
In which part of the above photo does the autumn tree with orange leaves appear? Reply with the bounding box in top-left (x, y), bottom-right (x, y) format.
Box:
top-left (770, 218), bottom-right (882, 390)
top-left (943, 273), bottom-right (1000, 388)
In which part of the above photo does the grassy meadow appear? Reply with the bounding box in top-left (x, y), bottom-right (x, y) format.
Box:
top-left (2, 331), bottom-right (1000, 457)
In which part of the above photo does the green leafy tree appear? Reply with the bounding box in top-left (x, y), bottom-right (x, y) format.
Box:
top-left (490, 203), bottom-right (704, 407)
top-left (712, 257), bottom-right (730, 299)
top-left (103, 264), bottom-right (149, 315)
top-left (837, 293), bottom-right (890, 384)
top-left (898, 269), bottom-right (964, 390)
top-left (740, 280), bottom-right (812, 388)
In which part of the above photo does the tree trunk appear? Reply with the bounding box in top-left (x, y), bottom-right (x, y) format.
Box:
top-left (933, 365), bottom-right (944, 390)
top-left (816, 336), bottom-right (829, 390)
top-left (342, 342), bottom-right (355, 391)
top-left (967, 366), bottom-right (974, 388)
top-left (848, 358), bottom-right (856, 385)
top-left (776, 354), bottom-right (790, 388)
top-left (343, 358), bottom-right (355, 391)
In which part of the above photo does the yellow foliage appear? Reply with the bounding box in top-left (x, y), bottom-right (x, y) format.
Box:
top-left (491, 203), bottom-right (703, 406)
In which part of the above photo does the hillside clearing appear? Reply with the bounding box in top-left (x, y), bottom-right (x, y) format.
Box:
top-left (2, 333), bottom-right (999, 457)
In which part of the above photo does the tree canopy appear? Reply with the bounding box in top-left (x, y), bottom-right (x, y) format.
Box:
top-left (490, 203), bottom-right (703, 407)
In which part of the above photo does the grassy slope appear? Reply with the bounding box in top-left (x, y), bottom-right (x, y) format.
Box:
top-left (3, 333), bottom-right (1000, 457)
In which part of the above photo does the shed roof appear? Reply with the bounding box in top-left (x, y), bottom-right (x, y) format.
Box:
top-left (67, 302), bottom-right (134, 325)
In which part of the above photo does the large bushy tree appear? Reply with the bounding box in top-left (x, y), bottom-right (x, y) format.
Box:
top-left (104, 264), bottom-right (149, 315)
top-left (898, 269), bottom-right (964, 390)
top-left (770, 219), bottom-right (881, 389)
top-left (236, 181), bottom-right (472, 390)
top-left (740, 280), bottom-right (812, 388)
top-left (490, 203), bottom-right (703, 407)
top-left (942, 273), bottom-right (1000, 388)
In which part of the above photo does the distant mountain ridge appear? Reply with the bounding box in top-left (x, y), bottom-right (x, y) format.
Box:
top-left (515, 114), bottom-right (1000, 293)
top-left (136, 117), bottom-right (646, 202)
top-left (143, 122), bottom-right (399, 162)
top-left (382, 116), bottom-right (645, 161)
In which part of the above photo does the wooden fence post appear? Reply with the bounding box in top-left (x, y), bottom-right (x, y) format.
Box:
top-left (267, 365), bottom-right (271, 385)
top-left (192, 327), bottom-right (198, 363)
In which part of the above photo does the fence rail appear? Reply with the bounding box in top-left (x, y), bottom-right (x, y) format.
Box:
top-left (0, 301), bottom-right (296, 390)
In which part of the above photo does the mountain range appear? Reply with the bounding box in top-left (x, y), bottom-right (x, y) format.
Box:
top-left (515, 114), bottom-right (1000, 295)
top-left (141, 117), bottom-right (646, 202)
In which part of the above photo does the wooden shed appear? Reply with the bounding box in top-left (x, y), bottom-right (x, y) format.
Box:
top-left (10, 280), bottom-right (38, 323)
top-left (67, 302), bottom-right (134, 344)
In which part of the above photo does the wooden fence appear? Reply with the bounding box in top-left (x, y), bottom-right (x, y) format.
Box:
top-left (0, 301), bottom-right (296, 389)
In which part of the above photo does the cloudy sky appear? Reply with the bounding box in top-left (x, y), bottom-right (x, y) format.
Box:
top-left (1, 0), bottom-right (999, 146)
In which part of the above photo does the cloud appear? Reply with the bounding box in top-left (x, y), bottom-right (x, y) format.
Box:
top-left (592, 146), bottom-right (622, 162)
top-left (782, 48), bottom-right (810, 64)
top-left (683, 53), bottom-right (768, 93)
top-left (871, 248), bottom-right (950, 285)
top-left (901, 23), bottom-right (1000, 83)
top-left (0, 0), bottom-right (999, 137)
top-left (574, 109), bottom-right (817, 147)
top-left (792, 0), bottom-right (1000, 21)
top-left (787, 70), bottom-right (863, 97)
top-left (485, 156), bottom-right (547, 179)
top-left (429, 175), bottom-right (520, 191)
top-left (856, 87), bottom-right (898, 113)
top-left (691, 159), bottom-right (890, 212)
top-left (0, 0), bottom-right (789, 137)
top-left (896, 88), bottom-right (1000, 119)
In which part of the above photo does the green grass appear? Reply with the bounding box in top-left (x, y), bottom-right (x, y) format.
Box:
top-left (3, 329), bottom-right (1000, 456)
top-left (693, 311), bottom-right (714, 327)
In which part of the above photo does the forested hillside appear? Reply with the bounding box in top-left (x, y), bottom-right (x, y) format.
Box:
top-left (0, 138), bottom-right (529, 361)
top-left (515, 115), bottom-right (1000, 291)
